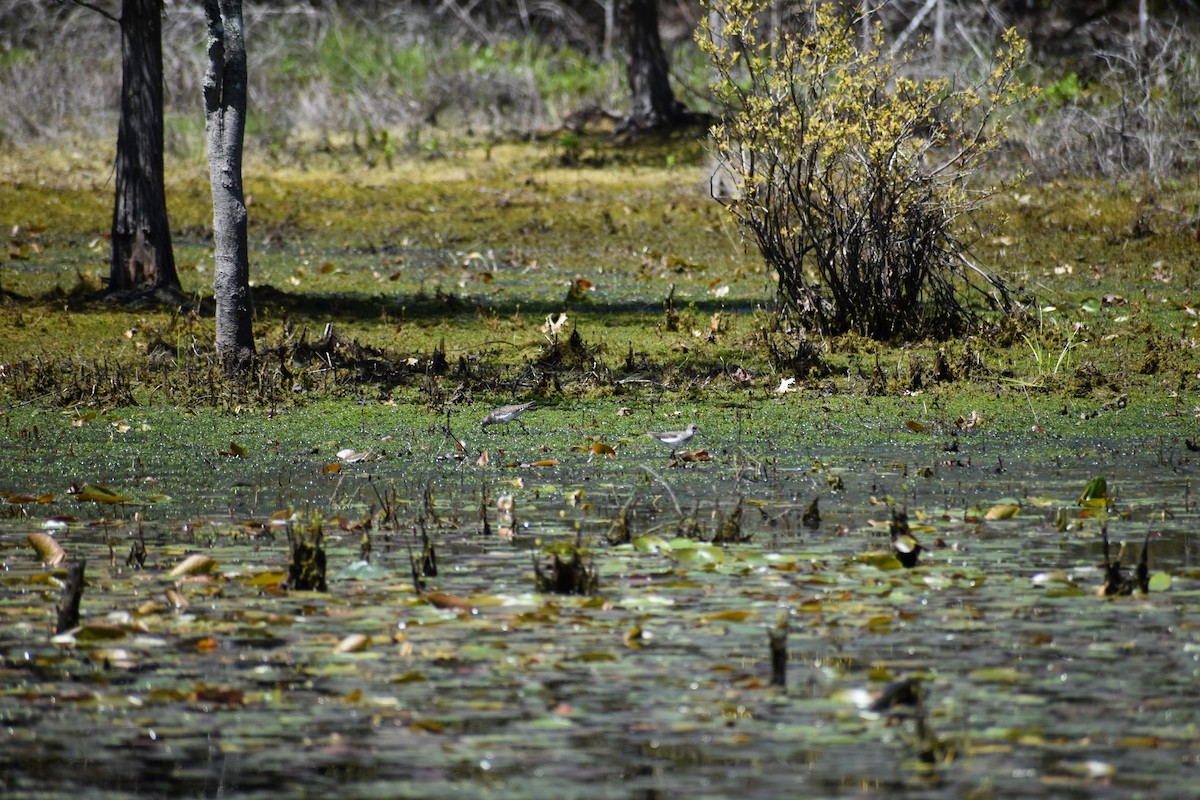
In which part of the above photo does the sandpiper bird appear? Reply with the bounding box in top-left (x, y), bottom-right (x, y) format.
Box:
top-left (481, 401), bottom-right (536, 432)
top-left (646, 423), bottom-right (698, 453)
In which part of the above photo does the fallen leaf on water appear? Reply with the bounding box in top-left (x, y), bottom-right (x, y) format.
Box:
top-left (905, 420), bottom-right (926, 433)
top-left (219, 441), bottom-right (248, 457)
top-left (701, 609), bottom-right (753, 623)
top-left (168, 554), bottom-right (219, 578)
top-left (1148, 572), bottom-right (1171, 592)
top-left (334, 633), bottom-right (372, 653)
top-left (74, 623), bottom-right (130, 643)
top-left (424, 591), bottom-right (477, 613)
top-left (983, 503), bottom-right (1021, 520)
top-left (165, 587), bottom-right (189, 610)
top-left (193, 685), bottom-right (243, 704)
top-left (71, 483), bottom-right (132, 504)
top-left (243, 570), bottom-right (289, 588)
top-left (26, 533), bottom-right (67, 566)
top-left (523, 459), bottom-right (559, 468)
top-left (590, 442), bottom-right (616, 459)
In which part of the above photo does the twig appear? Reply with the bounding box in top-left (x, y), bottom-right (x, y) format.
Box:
top-left (67, 0), bottom-right (119, 23)
top-left (638, 465), bottom-right (683, 518)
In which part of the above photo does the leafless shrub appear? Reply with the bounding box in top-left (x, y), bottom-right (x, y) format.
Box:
top-left (1016, 22), bottom-right (1200, 180)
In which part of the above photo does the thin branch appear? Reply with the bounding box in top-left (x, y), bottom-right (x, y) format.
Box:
top-left (67, 0), bottom-right (119, 23)
top-left (637, 465), bottom-right (683, 518)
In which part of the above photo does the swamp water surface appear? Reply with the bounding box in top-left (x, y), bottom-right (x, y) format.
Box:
top-left (1, 402), bottom-right (1199, 799)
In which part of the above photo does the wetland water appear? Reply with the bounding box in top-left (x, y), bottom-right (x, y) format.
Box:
top-left (1, 401), bottom-right (1198, 798)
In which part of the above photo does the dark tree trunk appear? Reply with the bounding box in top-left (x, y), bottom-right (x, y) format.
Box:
top-left (110, 0), bottom-right (180, 297)
top-left (618, 0), bottom-right (701, 134)
top-left (203, 0), bottom-right (255, 374)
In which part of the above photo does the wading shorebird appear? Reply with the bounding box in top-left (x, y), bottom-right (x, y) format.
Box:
top-left (481, 401), bottom-right (536, 432)
top-left (646, 423), bottom-right (698, 454)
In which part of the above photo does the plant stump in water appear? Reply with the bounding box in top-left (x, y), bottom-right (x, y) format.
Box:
top-left (287, 522), bottom-right (327, 592)
top-left (534, 546), bottom-right (598, 596)
top-left (768, 612), bottom-right (788, 688)
top-left (56, 559), bottom-right (86, 633)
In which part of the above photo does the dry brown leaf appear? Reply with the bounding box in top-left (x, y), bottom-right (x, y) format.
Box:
top-left (26, 533), bottom-right (66, 566)
top-left (424, 591), bottom-right (477, 612)
top-left (168, 553), bottom-right (219, 578)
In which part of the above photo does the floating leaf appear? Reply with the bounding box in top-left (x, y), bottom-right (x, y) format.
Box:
top-left (631, 535), bottom-right (670, 553)
top-left (219, 441), bottom-right (248, 457)
top-left (1148, 572), bottom-right (1171, 592)
top-left (523, 459), bottom-right (559, 468)
top-left (193, 686), bottom-right (243, 704)
top-left (74, 623), bottom-right (129, 643)
top-left (983, 503), bottom-right (1020, 520)
top-left (168, 554), bottom-right (219, 578)
top-left (334, 633), bottom-right (372, 653)
top-left (904, 420), bottom-right (926, 433)
top-left (424, 591), bottom-right (477, 612)
top-left (26, 533), bottom-right (67, 566)
top-left (590, 441), bottom-right (617, 459)
top-left (701, 609), bottom-right (753, 623)
top-left (855, 551), bottom-right (904, 571)
top-left (72, 484), bottom-right (132, 504)
top-left (1078, 476), bottom-right (1108, 507)
top-left (164, 587), bottom-right (189, 610)
top-left (665, 542), bottom-right (725, 565)
top-left (244, 570), bottom-right (289, 587)
top-left (390, 671), bottom-right (428, 684)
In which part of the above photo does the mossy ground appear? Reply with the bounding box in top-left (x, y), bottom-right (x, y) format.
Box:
top-left (2, 137), bottom-right (1199, 426)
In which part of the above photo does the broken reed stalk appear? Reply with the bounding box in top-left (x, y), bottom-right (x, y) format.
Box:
top-left (480, 475), bottom-right (492, 536)
top-left (768, 612), bottom-right (788, 688)
top-left (416, 516), bottom-right (437, 577)
top-left (56, 559), bottom-right (86, 633)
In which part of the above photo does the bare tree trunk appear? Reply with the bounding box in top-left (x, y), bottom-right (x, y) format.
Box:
top-left (202, 0), bottom-right (254, 374)
top-left (618, 0), bottom-right (701, 134)
top-left (109, 0), bottom-right (181, 298)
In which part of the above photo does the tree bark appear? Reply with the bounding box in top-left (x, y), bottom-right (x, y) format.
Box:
top-left (618, 0), bottom-right (699, 134)
top-left (203, 0), bottom-right (255, 373)
top-left (109, 0), bottom-right (181, 297)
